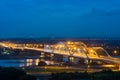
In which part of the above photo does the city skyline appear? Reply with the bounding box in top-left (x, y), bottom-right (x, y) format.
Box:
top-left (0, 0), bottom-right (120, 38)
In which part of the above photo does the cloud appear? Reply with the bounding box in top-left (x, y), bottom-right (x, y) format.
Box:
top-left (82, 8), bottom-right (120, 17)
top-left (106, 10), bottom-right (120, 16)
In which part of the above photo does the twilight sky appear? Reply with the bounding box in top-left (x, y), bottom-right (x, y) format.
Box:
top-left (0, 0), bottom-right (120, 38)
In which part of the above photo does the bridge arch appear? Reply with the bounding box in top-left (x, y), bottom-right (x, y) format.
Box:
top-left (53, 42), bottom-right (70, 56)
top-left (53, 41), bottom-right (89, 59)
top-left (87, 47), bottom-right (111, 58)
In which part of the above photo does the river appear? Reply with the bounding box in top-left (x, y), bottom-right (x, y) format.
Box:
top-left (0, 56), bottom-right (120, 68)
top-left (0, 58), bottom-right (40, 67)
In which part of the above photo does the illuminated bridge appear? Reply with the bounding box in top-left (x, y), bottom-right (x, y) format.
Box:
top-left (0, 41), bottom-right (120, 68)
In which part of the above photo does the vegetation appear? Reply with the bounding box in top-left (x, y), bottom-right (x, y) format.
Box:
top-left (91, 70), bottom-right (120, 80)
top-left (49, 70), bottom-right (120, 80)
top-left (0, 67), bottom-right (36, 80)
top-left (49, 72), bottom-right (90, 80)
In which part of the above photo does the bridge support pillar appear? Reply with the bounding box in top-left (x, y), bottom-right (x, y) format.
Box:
top-left (85, 59), bottom-right (91, 70)
top-left (68, 56), bottom-right (74, 65)
top-left (39, 52), bottom-right (45, 61)
top-left (50, 53), bottom-right (54, 61)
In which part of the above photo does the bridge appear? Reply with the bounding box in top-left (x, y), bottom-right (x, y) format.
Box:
top-left (0, 41), bottom-right (120, 67)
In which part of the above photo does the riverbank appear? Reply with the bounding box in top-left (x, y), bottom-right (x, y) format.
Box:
top-left (24, 66), bottom-right (120, 80)
top-left (25, 66), bottom-right (102, 75)
top-left (25, 66), bottom-right (102, 80)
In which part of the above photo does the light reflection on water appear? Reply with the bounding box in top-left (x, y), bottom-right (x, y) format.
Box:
top-left (0, 59), bottom-right (40, 67)
top-left (1, 56), bottom-right (119, 68)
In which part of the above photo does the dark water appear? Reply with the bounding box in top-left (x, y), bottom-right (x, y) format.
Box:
top-left (0, 56), bottom-right (120, 68)
top-left (0, 59), bottom-right (40, 67)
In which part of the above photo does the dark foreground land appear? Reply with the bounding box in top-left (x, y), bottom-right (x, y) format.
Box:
top-left (1, 66), bottom-right (120, 80)
top-left (49, 70), bottom-right (120, 80)
top-left (25, 66), bottom-right (120, 80)
top-left (0, 67), bottom-right (36, 80)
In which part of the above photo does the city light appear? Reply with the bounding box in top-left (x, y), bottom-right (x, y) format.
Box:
top-left (0, 41), bottom-right (120, 71)
top-left (114, 50), bottom-right (118, 55)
